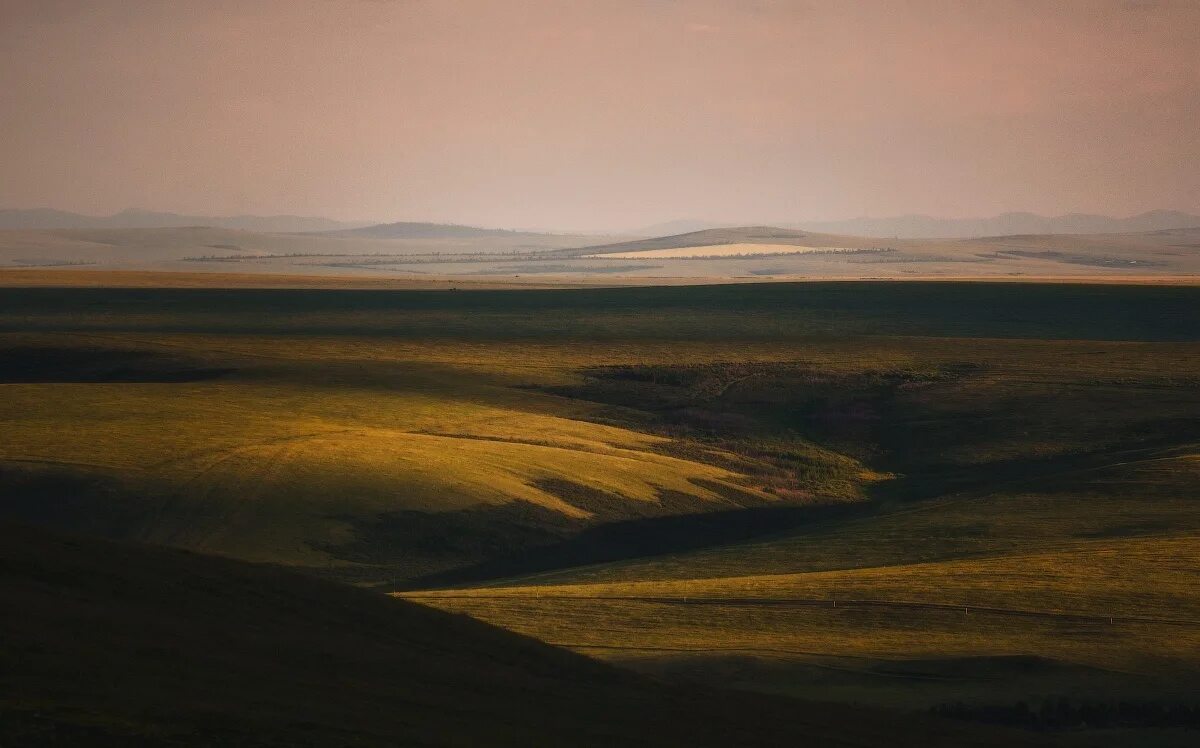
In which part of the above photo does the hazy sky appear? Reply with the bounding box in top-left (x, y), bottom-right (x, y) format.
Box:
top-left (2, 0), bottom-right (1198, 230)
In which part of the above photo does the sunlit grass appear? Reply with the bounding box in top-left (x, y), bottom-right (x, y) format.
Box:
top-left (406, 533), bottom-right (1200, 675)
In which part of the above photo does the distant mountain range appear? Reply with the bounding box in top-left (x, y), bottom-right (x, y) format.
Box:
top-left (324, 221), bottom-right (560, 240)
top-left (566, 226), bottom-right (816, 257)
top-left (789, 210), bottom-right (1200, 239)
top-left (0, 210), bottom-right (579, 240)
top-left (627, 219), bottom-right (731, 237)
top-left (633, 211), bottom-right (1200, 239)
top-left (7, 207), bottom-right (1199, 240)
top-left (0, 208), bottom-right (368, 233)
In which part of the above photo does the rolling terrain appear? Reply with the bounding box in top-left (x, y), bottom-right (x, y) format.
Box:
top-left (635, 210), bottom-right (1200, 239)
top-left (4, 520), bottom-right (1030, 747)
top-left (0, 224), bottom-right (619, 271)
top-left (5, 207), bottom-right (1196, 239)
top-left (787, 209), bottom-right (1200, 239)
top-left (562, 225), bottom-right (1200, 280)
top-left (2, 279), bottom-right (1198, 745)
top-left (2, 222), bottom-right (1198, 282)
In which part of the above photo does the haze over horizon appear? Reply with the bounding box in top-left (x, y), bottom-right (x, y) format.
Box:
top-left (3, 0), bottom-right (1199, 232)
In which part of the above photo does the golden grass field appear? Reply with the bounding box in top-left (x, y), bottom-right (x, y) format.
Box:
top-left (407, 532), bottom-right (1200, 666)
top-left (0, 332), bottom-right (788, 567)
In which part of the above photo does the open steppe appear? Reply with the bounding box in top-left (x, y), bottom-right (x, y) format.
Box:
top-left (2, 278), bottom-right (1199, 745)
top-left (8, 520), bottom-right (1037, 747)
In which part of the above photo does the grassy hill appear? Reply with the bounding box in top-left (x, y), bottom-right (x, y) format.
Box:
top-left (323, 221), bottom-right (574, 240)
top-left (360, 289), bottom-right (1198, 744)
top-left (0, 335), bottom-right (763, 577)
top-left (2, 279), bottom-right (1198, 744)
top-left (1, 283), bottom-right (1196, 579)
top-left (4, 521), bottom-right (1034, 747)
top-left (562, 226), bottom-right (826, 256)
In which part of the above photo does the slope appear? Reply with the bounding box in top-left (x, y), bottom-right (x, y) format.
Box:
top-left (399, 333), bottom-right (1200, 741)
top-left (0, 521), bottom-right (1029, 747)
top-left (2, 282), bottom-right (1199, 588)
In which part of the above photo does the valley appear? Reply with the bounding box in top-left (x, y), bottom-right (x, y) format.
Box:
top-left (2, 279), bottom-right (1198, 745)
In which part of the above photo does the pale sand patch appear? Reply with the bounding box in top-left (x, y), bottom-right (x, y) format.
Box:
top-left (584, 243), bottom-right (857, 259)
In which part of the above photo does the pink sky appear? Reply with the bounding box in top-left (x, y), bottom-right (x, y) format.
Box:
top-left (2, 0), bottom-right (1198, 229)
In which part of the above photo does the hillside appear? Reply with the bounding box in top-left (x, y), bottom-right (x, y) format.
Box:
top-left (562, 226), bottom-right (826, 256)
top-left (1, 281), bottom-right (1197, 746)
top-left (1, 283), bottom-right (1197, 583)
top-left (380, 307), bottom-right (1200, 744)
top-left (3, 521), bottom-right (1031, 747)
top-left (548, 225), bottom-right (1200, 280)
top-left (628, 212), bottom-right (1200, 240)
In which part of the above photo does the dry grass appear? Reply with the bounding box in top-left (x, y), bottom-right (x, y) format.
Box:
top-left (4, 281), bottom-right (1200, 726)
top-left (0, 336), bottom-right (766, 566)
top-left (406, 534), bottom-right (1200, 674)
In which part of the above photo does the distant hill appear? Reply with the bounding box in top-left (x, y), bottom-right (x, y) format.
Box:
top-left (0, 521), bottom-right (1015, 747)
top-left (627, 211), bottom-right (1200, 239)
top-left (9, 209), bottom-right (1198, 239)
top-left (0, 224), bottom-right (618, 268)
top-left (554, 225), bottom-right (889, 259)
top-left (628, 219), bottom-right (736, 236)
top-left (327, 220), bottom-right (568, 240)
top-left (0, 208), bottom-right (366, 233)
top-left (788, 210), bottom-right (1200, 239)
top-left (566, 226), bottom-right (820, 256)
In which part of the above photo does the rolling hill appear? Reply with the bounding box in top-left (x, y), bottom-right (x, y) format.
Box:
top-left (3, 520), bottom-right (1031, 747)
top-left (626, 211), bottom-right (1200, 240)
top-left (323, 221), bottom-right (579, 241)
top-left (3, 222), bottom-right (1199, 281)
top-left (0, 224), bottom-right (618, 270)
top-left (549, 224), bottom-right (1200, 280)
top-left (1, 280), bottom-right (1198, 745)
top-left (789, 210), bottom-right (1200, 239)
top-left (562, 226), bottom-right (828, 256)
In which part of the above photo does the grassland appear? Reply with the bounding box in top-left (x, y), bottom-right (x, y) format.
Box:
top-left (9, 521), bottom-right (1036, 748)
top-left (0, 335), bottom-right (775, 575)
top-left (2, 279), bottom-right (1199, 744)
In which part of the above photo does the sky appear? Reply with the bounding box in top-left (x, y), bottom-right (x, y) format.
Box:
top-left (1, 0), bottom-right (1198, 230)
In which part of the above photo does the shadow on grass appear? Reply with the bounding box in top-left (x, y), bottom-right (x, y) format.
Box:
top-left (0, 345), bottom-right (233, 383)
top-left (394, 498), bottom-right (877, 591)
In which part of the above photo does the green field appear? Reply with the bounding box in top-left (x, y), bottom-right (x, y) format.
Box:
top-left (3, 281), bottom-right (1199, 744)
